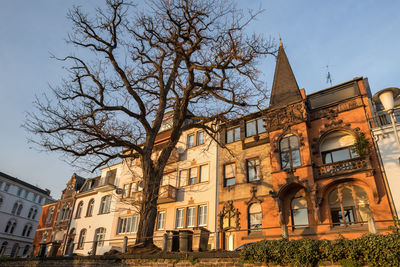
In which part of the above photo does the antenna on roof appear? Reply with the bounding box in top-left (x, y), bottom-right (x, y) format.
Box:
top-left (326, 65), bottom-right (333, 86)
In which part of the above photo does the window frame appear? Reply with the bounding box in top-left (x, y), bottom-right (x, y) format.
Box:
top-left (198, 205), bottom-right (208, 227)
top-left (280, 134), bottom-right (301, 170)
top-left (175, 208), bottom-right (185, 229)
top-left (247, 158), bottom-right (261, 182)
top-left (248, 203), bottom-right (262, 233)
top-left (75, 202), bottom-right (83, 218)
top-left (187, 134), bottom-right (195, 149)
top-left (77, 229), bottom-right (86, 249)
top-left (226, 126), bottom-right (241, 143)
top-left (224, 163), bottom-right (236, 187)
top-left (186, 206), bottom-right (196, 228)
top-left (156, 211), bottom-right (166, 231)
top-left (245, 118), bottom-right (266, 137)
top-left (86, 199), bottom-right (95, 217)
top-left (99, 195), bottom-right (111, 214)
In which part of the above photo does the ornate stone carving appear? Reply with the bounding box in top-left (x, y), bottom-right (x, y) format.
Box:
top-left (246, 186), bottom-right (263, 205)
top-left (265, 102), bottom-right (307, 131)
top-left (219, 200), bottom-right (241, 231)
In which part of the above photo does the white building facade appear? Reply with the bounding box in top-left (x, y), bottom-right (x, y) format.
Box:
top-left (69, 164), bottom-right (121, 256)
top-left (0, 171), bottom-right (52, 257)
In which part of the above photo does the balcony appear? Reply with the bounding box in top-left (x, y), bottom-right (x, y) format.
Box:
top-left (369, 108), bottom-right (400, 128)
top-left (158, 184), bottom-right (177, 204)
top-left (96, 181), bottom-right (116, 192)
top-left (317, 157), bottom-right (370, 178)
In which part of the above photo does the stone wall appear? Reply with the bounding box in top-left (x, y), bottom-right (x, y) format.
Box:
top-left (0, 253), bottom-right (342, 267)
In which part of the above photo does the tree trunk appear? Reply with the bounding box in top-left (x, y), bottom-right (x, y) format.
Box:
top-left (135, 162), bottom-right (162, 246)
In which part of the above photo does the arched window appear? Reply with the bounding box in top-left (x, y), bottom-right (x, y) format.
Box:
top-left (0, 195), bottom-right (3, 208)
top-left (28, 207), bottom-right (33, 218)
top-left (46, 207), bottom-right (54, 224)
top-left (280, 134), bottom-right (301, 169)
top-left (76, 202), bottom-right (83, 218)
top-left (17, 204), bottom-right (23, 216)
top-left (22, 245), bottom-right (30, 256)
top-left (10, 243), bottom-right (19, 257)
top-left (60, 204), bottom-right (70, 220)
top-left (11, 202), bottom-right (18, 214)
top-left (5, 219), bottom-right (17, 234)
top-left (248, 203), bottom-right (262, 232)
top-left (329, 183), bottom-right (371, 226)
top-left (99, 195), bottom-right (111, 214)
top-left (32, 207), bottom-right (38, 220)
top-left (94, 227), bottom-right (106, 247)
top-left (5, 221), bottom-right (12, 233)
top-left (320, 131), bottom-right (358, 164)
top-left (26, 225), bottom-right (33, 237)
top-left (0, 241), bottom-right (7, 256)
top-left (22, 225), bottom-right (28, 236)
top-left (10, 221), bottom-right (17, 234)
top-left (87, 199), bottom-right (94, 217)
top-left (77, 229), bottom-right (86, 249)
top-left (291, 191), bottom-right (309, 228)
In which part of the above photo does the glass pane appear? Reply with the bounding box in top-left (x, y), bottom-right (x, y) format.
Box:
top-left (280, 152), bottom-right (290, 169)
top-left (331, 209), bottom-right (343, 225)
top-left (280, 137), bottom-right (289, 151)
top-left (225, 177), bottom-right (235, 187)
top-left (224, 163), bottom-right (235, 178)
top-left (292, 208), bottom-right (309, 227)
top-left (257, 118), bottom-right (266, 133)
top-left (226, 129), bottom-right (233, 143)
top-left (200, 165), bottom-right (209, 182)
top-left (197, 131), bottom-right (204, 145)
top-left (179, 170), bottom-right (187, 187)
top-left (331, 148), bottom-right (351, 162)
top-left (343, 208), bottom-right (355, 223)
top-left (292, 150), bottom-right (301, 167)
top-left (289, 135), bottom-right (299, 148)
top-left (322, 152), bottom-right (332, 164)
top-left (341, 187), bottom-right (355, 207)
top-left (187, 134), bottom-right (195, 148)
top-left (234, 127), bottom-right (241, 141)
top-left (328, 189), bottom-right (339, 206)
top-left (246, 120), bottom-right (257, 137)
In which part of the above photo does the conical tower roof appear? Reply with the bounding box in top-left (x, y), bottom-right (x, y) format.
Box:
top-left (269, 40), bottom-right (302, 107)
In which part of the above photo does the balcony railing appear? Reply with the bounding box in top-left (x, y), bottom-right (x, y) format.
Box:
top-left (369, 108), bottom-right (400, 128)
top-left (158, 184), bottom-right (177, 204)
top-left (317, 157), bottom-right (369, 178)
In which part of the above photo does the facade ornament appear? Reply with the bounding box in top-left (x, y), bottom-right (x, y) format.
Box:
top-left (218, 200), bottom-right (241, 231)
top-left (246, 186), bottom-right (263, 205)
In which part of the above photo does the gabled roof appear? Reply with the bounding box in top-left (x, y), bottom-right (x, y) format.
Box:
top-left (269, 40), bottom-right (302, 108)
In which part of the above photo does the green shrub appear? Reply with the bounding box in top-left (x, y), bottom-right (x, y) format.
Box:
top-left (239, 233), bottom-right (400, 266)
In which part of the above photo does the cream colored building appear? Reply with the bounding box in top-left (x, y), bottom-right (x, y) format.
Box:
top-left (109, 125), bottom-right (219, 250)
top-left (68, 164), bottom-right (122, 256)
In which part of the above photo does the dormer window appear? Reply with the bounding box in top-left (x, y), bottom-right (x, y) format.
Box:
top-left (246, 118), bottom-right (266, 137)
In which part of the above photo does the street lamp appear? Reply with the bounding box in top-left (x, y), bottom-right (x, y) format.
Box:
top-left (372, 87), bottom-right (400, 152)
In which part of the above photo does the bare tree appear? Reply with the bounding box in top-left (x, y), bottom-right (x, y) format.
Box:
top-left (25, 0), bottom-right (275, 246)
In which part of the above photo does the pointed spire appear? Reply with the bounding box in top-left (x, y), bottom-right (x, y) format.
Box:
top-left (269, 39), bottom-right (302, 108)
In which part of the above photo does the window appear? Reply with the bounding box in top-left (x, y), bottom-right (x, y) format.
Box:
top-left (198, 205), bottom-right (207, 226)
top-left (76, 202), bottom-right (83, 218)
top-left (291, 192), bottom-right (309, 228)
top-left (87, 199), bottom-right (94, 217)
top-left (329, 184), bottom-right (371, 226)
top-left (186, 207), bottom-right (196, 227)
top-left (187, 134), bottom-right (195, 148)
top-left (226, 127), bottom-right (240, 143)
top-left (199, 165), bottom-right (209, 183)
top-left (99, 195), bottom-right (112, 214)
top-left (175, 208), bottom-right (185, 229)
top-left (41, 232), bottom-right (48, 242)
top-left (196, 131), bottom-right (205, 145)
top-left (137, 181), bottom-right (143, 191)
top-left (188, 168), bottom-right (197, 185)
top-left (11, 202), bottom-right (18, 214)
top-left (17, 187), bottom-right (22, 197)
top-left (157, 211), bottom-right (165, 230)
top-left (5, 219), bottom-right (17, 234)
top-left (22, 224), bottom-right (28, 236)
top-left (123, 184), bottom-right (129, 198)
top-left (247, 159), bottom-right (261, 182)
top-left (117, 216), bottom-right (139, 234)
top-left (24, 190), bottom-right (29, 199)
top-left (22, 245), bottom-right (30, 256)
top-left (60, 205), bottom-right (70, 220)
top-left (22, 224), bottom-right (32, 237)
top-left (46, 207), bottom-right (54, 224)
top-left (38, 196), bottom-right (43, 204)
top-left (0, 242), bottom-right (7, 256)
top-left (3, 183), bottom-right (9, 192)
top-left (17, 204), bottom-right (23, 215)
top-left (280, 134), bottom-right (301, 169)
top-left (130, 183), bottom-right (136, 196)
top-left (31, 207), bottom-right (38, 220)
top-left (94, 228), bottom-right (106, 247)
top-left (224, 163), bottom-right (236, 187)
top-left (0, 195), bottom-right (3, 208)
top-left (26, 225), bottom-right (32, 237)
top-left (249, 203), bottom-right (262, 232)
top-left (77, 229), bottom-right (86, 249)
top-left (0, 181), bottom-right (2, 191)
top-left (320, 131), bottom-right (358, 164)
top-left (179, 170), bottom-right (187, 187)
top-left (10, 243), bottom-right (19, 257)
top-left (246, 118), bottom-right (266, 137)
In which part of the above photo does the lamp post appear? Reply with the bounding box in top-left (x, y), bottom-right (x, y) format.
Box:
top-left (372, 87), bottom-right (400, 152)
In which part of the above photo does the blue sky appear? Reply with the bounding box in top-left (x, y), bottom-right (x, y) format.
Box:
top-left (1, 1), bottom-right (399, 199)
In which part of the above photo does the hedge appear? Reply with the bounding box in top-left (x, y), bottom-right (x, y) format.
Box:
top-left (239, 232), bottom-right (400, 266)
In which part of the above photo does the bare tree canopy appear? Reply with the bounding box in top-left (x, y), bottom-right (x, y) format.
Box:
top-left (25, 0), bottom-right (275, 246)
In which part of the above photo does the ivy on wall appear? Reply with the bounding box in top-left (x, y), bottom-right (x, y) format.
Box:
top-left (240, 233), bottom-right (400, 267)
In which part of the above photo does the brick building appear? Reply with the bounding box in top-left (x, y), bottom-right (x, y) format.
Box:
top-left (32, 173), bottom-right (85, 256)
top-left (218, 41), bottom-right (394, 250)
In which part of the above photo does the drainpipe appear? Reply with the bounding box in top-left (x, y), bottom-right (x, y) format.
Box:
top-left (215, 134), bottom-right (220, 250)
